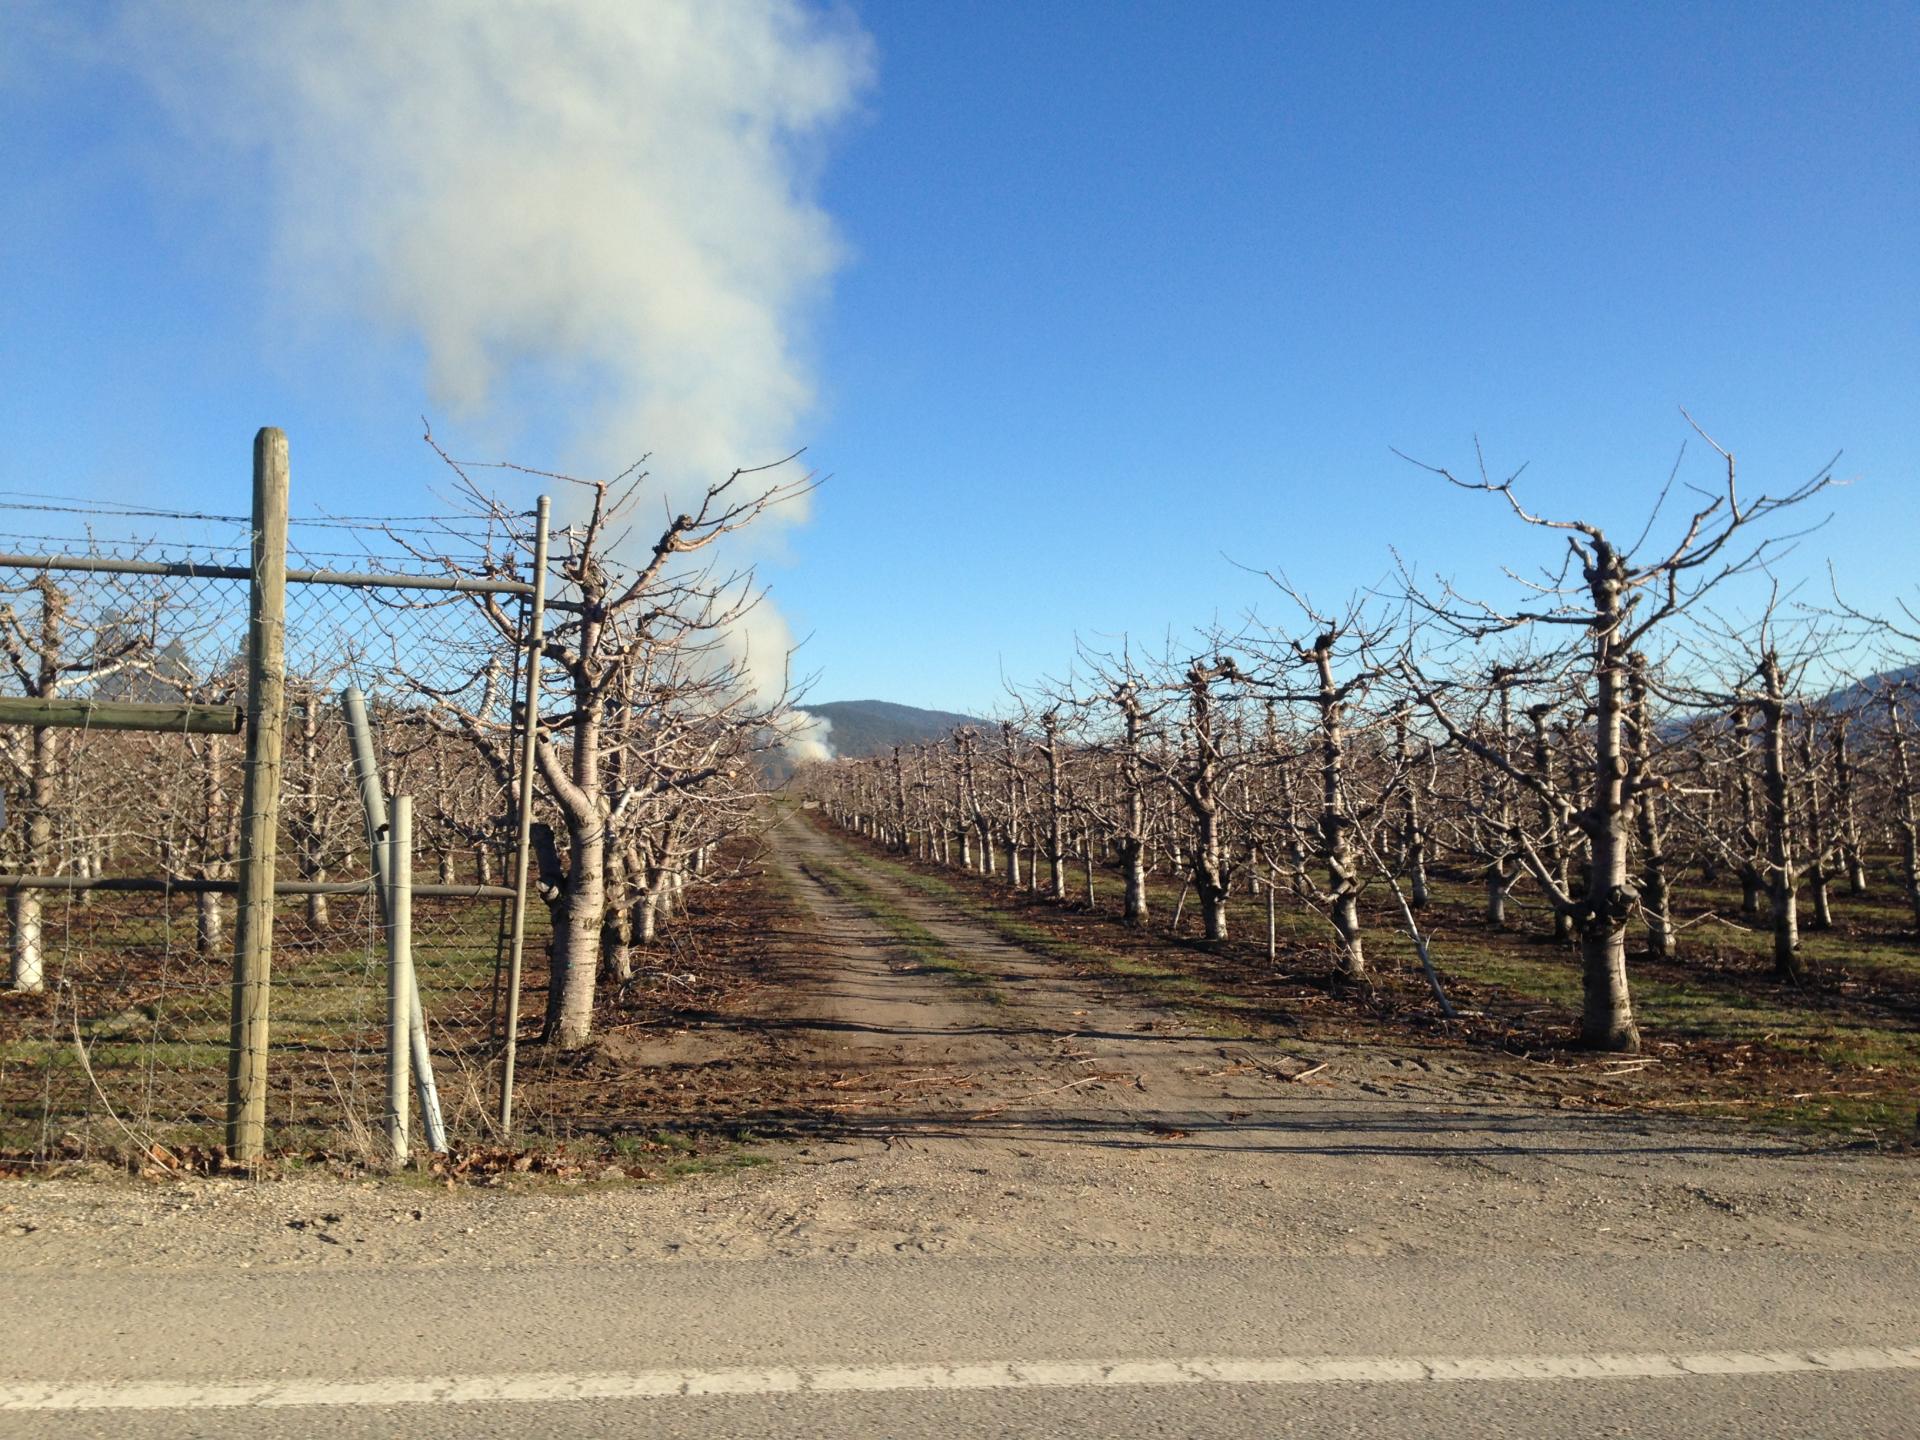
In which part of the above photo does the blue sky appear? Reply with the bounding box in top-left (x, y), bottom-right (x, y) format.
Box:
top-left (2, 2), bottom-right (1915, 712)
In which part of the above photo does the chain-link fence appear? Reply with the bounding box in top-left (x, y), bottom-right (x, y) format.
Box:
top-left (0, 451), bottom-right (549, 1167)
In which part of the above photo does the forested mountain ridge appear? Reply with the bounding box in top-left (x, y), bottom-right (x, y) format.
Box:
top-left (801, 699), bottom-right (992, 758)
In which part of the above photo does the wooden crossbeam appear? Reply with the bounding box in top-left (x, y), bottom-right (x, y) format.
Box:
top-left (0, 873), bottom-right (515, 900)
top-left (0, 697), bottom-right (245, 734)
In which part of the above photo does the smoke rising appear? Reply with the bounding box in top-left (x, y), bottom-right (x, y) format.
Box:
top-left (111, 1), bottom-right (872, 500)
top-left (779, 709), bottom-right (836, 764)
top-left (31, 2), bottom-right (868, 755)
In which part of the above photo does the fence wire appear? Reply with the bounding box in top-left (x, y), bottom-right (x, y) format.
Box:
top-left (0, 522), bottom-right (549, 1166)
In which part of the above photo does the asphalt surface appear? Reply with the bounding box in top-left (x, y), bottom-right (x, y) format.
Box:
top-left (8, 1252), bottom-right (1920, 1437)
top-left (11, 1373), bottom-right (1920, 1440)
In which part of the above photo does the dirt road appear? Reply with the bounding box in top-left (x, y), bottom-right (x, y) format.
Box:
top-left (5, 810), bottom-right (1917, 1436)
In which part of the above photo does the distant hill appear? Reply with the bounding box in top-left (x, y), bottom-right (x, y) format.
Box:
top-left (1820, 663), bottom-right (1920, 714)
top-left (1664, 659), bottom-right (1920, 743)
top-left (801, 699), bottom-right (991, 759)
top-left (798, 667), bottom-right (1919, 766)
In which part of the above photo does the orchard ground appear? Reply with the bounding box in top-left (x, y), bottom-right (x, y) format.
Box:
top-left (4, 801), bottom-right (1915, 1266)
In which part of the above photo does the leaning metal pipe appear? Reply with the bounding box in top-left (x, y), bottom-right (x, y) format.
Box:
top-left (343, 686), bottom-right (447, 1154)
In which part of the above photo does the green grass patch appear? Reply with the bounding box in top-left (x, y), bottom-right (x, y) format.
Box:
top-left (660, 1151), bottom-right (776, 1179)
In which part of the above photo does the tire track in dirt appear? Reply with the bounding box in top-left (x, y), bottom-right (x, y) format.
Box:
top-left (770, 811), bottom-right (1727, 1155)
top-left (771, 805), bottom-right (1355, 1152)
top-left (743, 809), bottom-right (1920, 1261)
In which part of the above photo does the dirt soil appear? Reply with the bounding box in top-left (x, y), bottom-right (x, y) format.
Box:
top-left (3, 809), bottom-right (1916, 1272)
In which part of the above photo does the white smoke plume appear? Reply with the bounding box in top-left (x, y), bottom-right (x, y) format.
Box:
top-left (780, 709), bottom-right (835, 765)
top-left (79, 1), bottom-right (870, 751)
top-left (109, 1), bottom-right (870, 480)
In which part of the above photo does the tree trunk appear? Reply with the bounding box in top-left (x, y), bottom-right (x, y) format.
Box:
top-left (1120, 839), bottom-right (1148, 926)
top-left (1887, 695), bottom-right (1920, 932)
top-left (541, 682), bottom-right (608, 1048)
top-left (602, 917), bottom-right (633, 984)
top-left (1178, 663), bottom-right (1233, 943)
top-left (1527, 704), bottom-right (1573, 944)
top-left (1832, 720), bottom-right (1867, 897)
top-left (1628, 656), bottom-right (1675, 962)
top-left (1044, 722), bottom-right (1067, 900)
top-left (1734, 705), bottom-right (1765, 920)
top-left (1757, 657), bottom-right (1804, 983)
top-left (290, 692), bottom-right (330, 929)
top-left (1485, 871), bottom-right (1508, 927)
top-left (1576, 556), bottom-right (1639, 1051)
top-left (550, 860), bottom-right (604, 1048)
top-left (1312, 641), bottom-right (1364, 979)
top-left (1331, 888), bottom-right (1363, 975)
top-left (1395, 715), bottom-right (1430, 909)
top-left (1483, 675), bottom-right (1517, 928)
top-left (1809, 867), bottom-right (1833, 931)
top-left (1772, 879), bottom-right (1801, 977)
top-left (1117, 693), bottom-right (1150, 926)
top-left (1799, 727), bottom-right (1833, 932)
top-left (1198, 865), bottom-right (1227, 942)
top-left (306, 884), bottom-right (330, 929)
top-left (10, 725), bottom-right (55, 992)
top-left (197, 891), bottom-right (226, 957)
top-left (891, 746), bottom-right (910, 854)
top-left (601, 848), bottom-right (634, 983)
top-left (637, 882), bottom-right (661, 945)
top-left (8, 892), bottom-right (42, 995)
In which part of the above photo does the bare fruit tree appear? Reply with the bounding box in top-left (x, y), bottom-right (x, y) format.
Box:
top-left (419, 447), bottom-right (813, 1049)
top-left (1399, 428), bottom-right (1833, 1050)
top-left (1243, 588), bottom-right (1404, 981)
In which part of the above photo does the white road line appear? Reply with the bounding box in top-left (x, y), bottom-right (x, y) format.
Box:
top-left (3, 1346), bottom-right (1917, 1412)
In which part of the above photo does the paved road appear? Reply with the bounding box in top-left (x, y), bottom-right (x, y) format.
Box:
top-left (8, 1253), bottom-right (1920, 1437)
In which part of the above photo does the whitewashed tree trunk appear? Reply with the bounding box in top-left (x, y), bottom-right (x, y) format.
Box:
top-left (1627, 655), bottom-right (1675, 962)
top-left (8, 892), bottom-right (42, 995)
top-left (1756, 654), bottom-right (1803, 983)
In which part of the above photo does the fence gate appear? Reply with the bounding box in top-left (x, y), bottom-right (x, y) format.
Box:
top-left (0, 428), bottom-right (551, 1167)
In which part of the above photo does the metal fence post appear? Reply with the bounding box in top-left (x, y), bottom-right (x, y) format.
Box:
top-left (498, 495), bottom-right (551, 1135)
top-left (343, 685), bottom-right (446, 1152)
top-left (225, 427), bottom-right (289, 1166)
top-left (386, 795), bottom-right (414, 1164)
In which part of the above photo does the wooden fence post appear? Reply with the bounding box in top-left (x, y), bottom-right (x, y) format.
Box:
top-left (225, 427), bottom-right (289, 1166)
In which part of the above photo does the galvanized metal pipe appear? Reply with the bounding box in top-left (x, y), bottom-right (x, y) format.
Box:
top-left (498, 495), bottom-right (551, 1137)
top-left (0, 550), bottom-right (535, 596)
top-left (385, 796), bottom-right (413, 1166)
top-left (342, 686), bottom-right (446, 1154)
